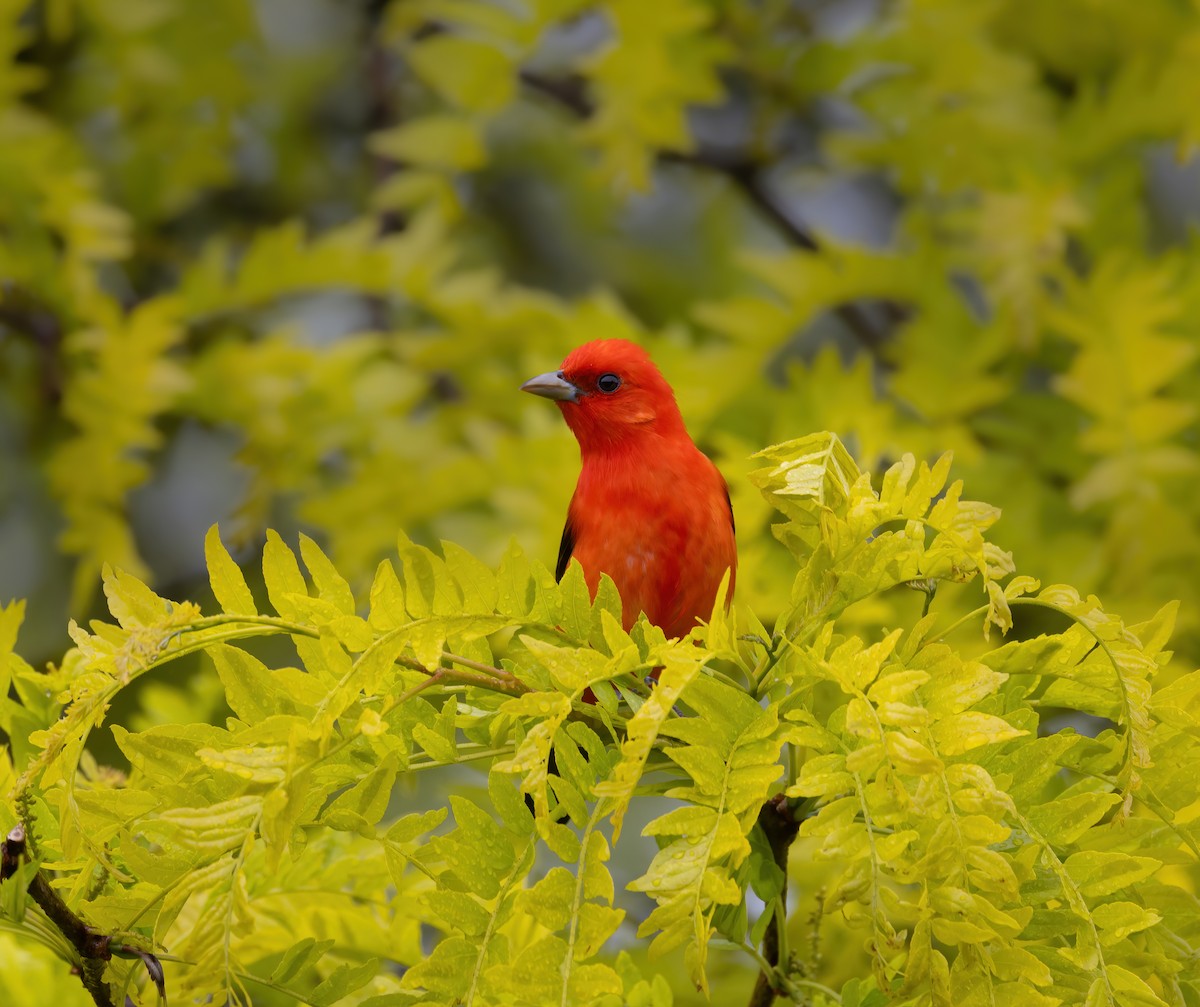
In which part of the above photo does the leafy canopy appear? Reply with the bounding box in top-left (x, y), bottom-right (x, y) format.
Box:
top-left (3, 0), bottom-right (1199, 674)
top-left (2, 0), bottom-right (1200, 1002)
top-left (2, 433), bottom-right (1196, 1006)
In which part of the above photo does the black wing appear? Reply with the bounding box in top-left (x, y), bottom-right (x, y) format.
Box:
top-left (555, 517), bottom-right (576, 582)
top-left (723, 480), bottom-right (735, 535)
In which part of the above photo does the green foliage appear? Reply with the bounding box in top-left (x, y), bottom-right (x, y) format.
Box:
top-left (2, 0), bottom-right (1199, 670)
top-left (48, 297), bottom-right (189, 608)
top-left (2, 434), bottom-right (1197, 1005)
top-left (3, 0), bottom-right (1200, 1003)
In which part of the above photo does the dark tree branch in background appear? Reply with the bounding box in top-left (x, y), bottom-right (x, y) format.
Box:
top-left (518, 70), bottom-right (904, 356)
top-left (0, 288), bottom-right (64, 404)
top-left (362, 2), bottom-right (406, 334)
top-left (708, 158), bottom-right (819, 252)
top-left (748, 796), bottom-right (802, 1007)
top-left (2, 824), bottom-right (165, 1007)
top-left (518, 68), bottom-right (593, 118)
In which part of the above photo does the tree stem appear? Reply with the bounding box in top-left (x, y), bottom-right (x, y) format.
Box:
top-left (747, 795), bottom-right (802, 1007)
top-left (2, 824), bottom-right (165, 1007)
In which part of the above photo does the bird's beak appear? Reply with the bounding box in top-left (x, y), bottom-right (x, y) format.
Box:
top-left (520, 370), bottom-right (581, 403)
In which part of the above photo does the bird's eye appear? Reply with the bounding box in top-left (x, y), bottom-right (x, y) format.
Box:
top-left (597, 373), bottom-right (622, 393)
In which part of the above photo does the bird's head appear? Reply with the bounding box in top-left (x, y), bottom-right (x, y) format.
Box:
top-left (521, 338), bottom-right (687, 451)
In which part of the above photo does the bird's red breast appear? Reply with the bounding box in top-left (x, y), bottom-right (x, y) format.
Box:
top-left (522, 339), bottom-right (737, 639)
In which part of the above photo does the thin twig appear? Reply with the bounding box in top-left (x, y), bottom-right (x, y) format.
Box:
top-left (396, 657), bottom-right (530, 698)
top-left (442, 652), bottom-right (520, 684)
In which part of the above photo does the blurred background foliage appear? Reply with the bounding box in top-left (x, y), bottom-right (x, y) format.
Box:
top-left (1, 0), bottom-right (1200, 1000)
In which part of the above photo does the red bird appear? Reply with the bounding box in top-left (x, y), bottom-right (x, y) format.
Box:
top-left (521, 339), bottom-right (736, 639)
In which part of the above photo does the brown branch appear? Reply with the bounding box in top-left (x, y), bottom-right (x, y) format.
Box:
top-left (395, 654), bottom-right (531, 698)
top-left (713, 159), bottom-right (819, 253)
top-left (362, 1), bottom-right (406, 333)
top-left (711, 164), bottom-right (899, 353)
top-left (517, 71), bottom-right (907, 356)
top-left (519, 69), bottom-right (592, 118)
top-left (2, 824), bottom-right (165, 1007)
top-left (0, 289), bottom-right (64, 404)
top-left (748, 795), bottom-right (801, 1007)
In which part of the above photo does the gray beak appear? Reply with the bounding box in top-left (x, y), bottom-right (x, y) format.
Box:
top-left (520, 370), bottom-right (581, 402)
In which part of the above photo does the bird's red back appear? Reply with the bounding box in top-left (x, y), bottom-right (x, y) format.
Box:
top-left (523, 339), bottom-right (736, 639)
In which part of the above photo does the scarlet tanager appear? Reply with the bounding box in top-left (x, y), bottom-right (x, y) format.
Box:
top-left (521, 339), bottom-right (737, 638)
